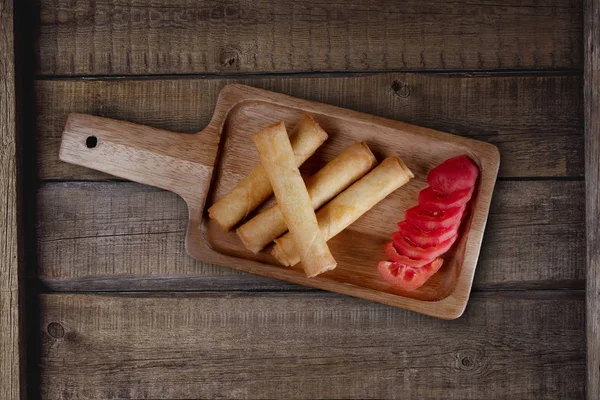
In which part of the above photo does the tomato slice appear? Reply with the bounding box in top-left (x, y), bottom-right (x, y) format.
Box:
top-left (397, 220), bottom-right (458, 247)
top-left (427, 155), bottom-right (479, 194)
top-left (392, 232), bottom-right (457, 261)
top-left (384, 241), bottom-right (430, 267)
top-left (377, 258), bottom-right (444, 290)
top-left (405, 205), bottom-right (465, 231)
top-left (418, 186), bottom-right (474, 211)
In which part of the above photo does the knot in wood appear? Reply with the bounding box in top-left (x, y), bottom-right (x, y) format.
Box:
top-left (461, 356), bottom-right (473, 367)
top-left (453, 348), bottom-right (485, 374)
top-left (47, 322), bottom-right (64, 339)
top-left (219, 47), bottom-right (240, 70)
top-left (391, 80), bottom-right (411, 98)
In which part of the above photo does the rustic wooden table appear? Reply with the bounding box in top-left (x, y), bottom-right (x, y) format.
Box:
top-left (2, 0), bottom-right (598, 399)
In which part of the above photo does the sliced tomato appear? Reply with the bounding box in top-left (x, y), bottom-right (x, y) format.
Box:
top-left (384, 241), bottom-right (430, 267)
top-left (427, 155), bottom-right (479, 194)
top-left (392, 232), bottom-right (457, 261)
top-left (377, 258), bottom-right (444, 290)
top-left (418, 186), bottom-right (474, 211)
top-left (397, 220), bottom-right (458, 247)
top-left (405, 205), bottom-right (465, 232)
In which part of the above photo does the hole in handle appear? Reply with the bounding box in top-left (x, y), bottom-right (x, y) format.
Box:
top-left (86, 136), bottom-right (98, 148)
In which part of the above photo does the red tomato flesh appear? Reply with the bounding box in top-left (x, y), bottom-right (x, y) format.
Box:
top-left (427, 155), bottom-right (479, 194)
top-left (405, 205), bottom-right (465, 231)
top-left (397, 220), bottom-right (458, 248)
top-left (377, 155), bottom-right (480, 289)
top-left (384, 241), bottom-right (430, 267)
top-left (377, 258), bottom-right (444, 290)
top-left (392, 232), bottom-right (458, 261)
top-left (418, 186), bottom-right (474, 211)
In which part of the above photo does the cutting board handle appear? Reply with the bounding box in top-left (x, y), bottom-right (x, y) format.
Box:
top-left (59, 113), bottom-right (219, 207)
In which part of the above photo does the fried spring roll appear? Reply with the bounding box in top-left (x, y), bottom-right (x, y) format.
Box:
top-left (208, 114), bottom-right (328, 231)
top-left (236, 141), bottom-right (377, 253)
top-left (253, 121), bottom-right (337, 277)
top-left (272, 157), bottom-right (414, 266)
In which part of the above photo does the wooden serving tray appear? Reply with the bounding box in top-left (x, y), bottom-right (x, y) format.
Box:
top-left (59, 84), bottom-right (500, 319)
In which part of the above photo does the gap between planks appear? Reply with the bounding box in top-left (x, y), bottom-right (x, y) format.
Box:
top-left (584, 0), bottom-right (600, 398)
top-left (32, 68), bottom-right (584, 81)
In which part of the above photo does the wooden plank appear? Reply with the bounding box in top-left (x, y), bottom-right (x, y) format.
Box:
top-left (0, 0), bottom-right (22, 399)
top-left (36, 0), bottom-right (582, 76)
top-left (39, 291), bottom-right (585, 399)
top-left (585, 0), bottom-right (600, 397)
top-left (35, 73), bottom-right (583, 180)
top-left (37, 180), bottom-right (585, 291)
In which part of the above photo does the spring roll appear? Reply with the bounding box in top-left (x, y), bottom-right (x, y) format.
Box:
top-left (208, 114), bottom-right (328, 231)
top-left (236, 141), bottom-right (378, 253)
top-left (253, 121), bottom-right (337, 277)
top-left (272, 157), bottom-right (414, 267)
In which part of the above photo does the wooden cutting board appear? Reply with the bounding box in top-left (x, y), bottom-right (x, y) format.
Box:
top-left (59, 84), bottom-right (500, 319)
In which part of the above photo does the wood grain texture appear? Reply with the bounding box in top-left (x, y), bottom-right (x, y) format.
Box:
top-left (36, 73), bottom-right (583, 180)
top-left (0, 0), bottom-right (22, 398)
top-left (35, 0), bottom-right (582, 75)
top-left (39, 292), bottom-right (585, 400)
top-left (37, 180), bottom-right (584, 291)
top-left (55, 84), bottom-right (501, 319)
top-left (59, 112), bottom-right (218, 212)
top-left (585, 0), bottom-right (600, 397)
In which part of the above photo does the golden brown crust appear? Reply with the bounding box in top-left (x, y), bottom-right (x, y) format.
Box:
top-left (253, 121), bottom-right (336, 277)
top-left (272, 156), bottom-right (413, 266)
top-left (236, 141), bottom-right (377, 253)
top-left (208, 114), bottom-right (328, 231)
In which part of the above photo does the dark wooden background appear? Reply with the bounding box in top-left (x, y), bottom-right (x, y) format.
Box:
top-left (14, 0), bottom-right (589, 398)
